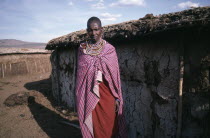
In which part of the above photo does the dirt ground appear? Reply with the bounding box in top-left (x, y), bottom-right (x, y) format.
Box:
top-left (0, 73), bottom-right (82, 138)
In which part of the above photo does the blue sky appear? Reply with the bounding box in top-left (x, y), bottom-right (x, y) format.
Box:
top-left (0, 0), bottom-right (210, 43)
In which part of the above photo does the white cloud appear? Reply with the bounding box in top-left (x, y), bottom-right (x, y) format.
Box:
top-left (110, 0), bottom-right (145, 7)
top-left (91, 0), bottom-right (106, 9)
top-left (178, 1), bottom-right (200, 9)
top-left (100, 12), bottom-right (122, 21)
top-left (68, 1), bottom-right (74, 6)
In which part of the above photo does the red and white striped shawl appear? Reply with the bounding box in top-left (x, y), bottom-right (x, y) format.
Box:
top-left (76, 41), bottom-right (127, 138)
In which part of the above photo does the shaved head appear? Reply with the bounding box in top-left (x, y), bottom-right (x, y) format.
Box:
top-left (86, 17), bottom-right (103, 44)
top-left (87, 17), bottom-right (102, 28)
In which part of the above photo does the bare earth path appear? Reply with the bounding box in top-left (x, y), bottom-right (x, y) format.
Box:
top-left (0, 73), bottom-right (82, 138)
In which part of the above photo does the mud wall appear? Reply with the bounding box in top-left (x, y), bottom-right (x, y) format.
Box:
top-left (117, 40), bottom-right (179, 138)
top-left (0, 54), bottom-right (51, 78)
top-left (181, 33), bottom-right (210, 137)
top-left (50, 48), bottom-right (76, 109)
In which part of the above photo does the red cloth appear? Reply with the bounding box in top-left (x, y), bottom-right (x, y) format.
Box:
top-left (92, 77), bottom-right (118, 138)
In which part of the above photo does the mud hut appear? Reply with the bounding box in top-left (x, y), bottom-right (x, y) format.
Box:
top-left (46, 7), bottom-right (210, 137)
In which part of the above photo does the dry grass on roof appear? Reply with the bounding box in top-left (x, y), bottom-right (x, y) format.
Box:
top-left (46, 6), bottom-right (210, 50)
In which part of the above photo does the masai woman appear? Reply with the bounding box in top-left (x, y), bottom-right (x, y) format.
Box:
top-left (76, 17), bottom-right (127, 138)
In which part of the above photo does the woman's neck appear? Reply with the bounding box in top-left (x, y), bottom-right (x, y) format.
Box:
top-left (90, 38), bottom-right (102, 45)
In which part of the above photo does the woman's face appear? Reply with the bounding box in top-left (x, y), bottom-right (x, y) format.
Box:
top-left (87, 21), bottom-right (102, 43)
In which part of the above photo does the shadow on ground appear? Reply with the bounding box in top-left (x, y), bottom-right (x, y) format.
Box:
top-left (24, 77), bottom-right (56, 106)
top-left (24, 78), bottom-right (81, 137)
top-left (28, 96), bottom-right (82, 138)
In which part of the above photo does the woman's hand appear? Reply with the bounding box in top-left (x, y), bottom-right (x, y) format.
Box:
top-left (115, 99), bottom-right (120, 112)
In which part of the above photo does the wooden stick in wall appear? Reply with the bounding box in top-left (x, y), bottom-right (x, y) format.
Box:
top-left (176, 56), bottom-right (184, 138)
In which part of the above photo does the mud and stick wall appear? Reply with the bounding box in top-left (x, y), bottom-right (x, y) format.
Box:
top-left (50, 31), bottom-right (210, 137)
top-left (0, 54), bottom-right (51, 78)
top-left (117, 40), bottom-right (179, 138)
top-left (181, 34), bottom-right (210, 137)
top-left (50, 48), bottom-right (76, 108)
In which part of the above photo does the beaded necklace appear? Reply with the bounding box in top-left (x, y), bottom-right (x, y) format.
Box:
top-left (85, 39), bottom-right (105, 56)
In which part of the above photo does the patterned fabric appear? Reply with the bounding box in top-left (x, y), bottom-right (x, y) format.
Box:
top-left (76, 40), bottom-right (127, 138)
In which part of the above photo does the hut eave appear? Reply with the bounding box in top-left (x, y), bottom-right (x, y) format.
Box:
top-left (46, 6), bottom-right (210, 50)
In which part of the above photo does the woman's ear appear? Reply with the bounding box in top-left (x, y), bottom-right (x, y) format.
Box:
top-left (100, 27), bottom-right (104, 35)
top-left (100, 27), bottom-right (104, 38)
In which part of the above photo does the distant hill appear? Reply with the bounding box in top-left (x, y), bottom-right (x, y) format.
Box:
top-left (0, 39), bottom-right (46, 49)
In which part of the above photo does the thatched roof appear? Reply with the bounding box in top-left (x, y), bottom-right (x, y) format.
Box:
top-left (46, 6), bottom-right (210, 50)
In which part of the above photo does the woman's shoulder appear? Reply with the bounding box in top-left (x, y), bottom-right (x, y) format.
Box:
top-left (104, 41), bottom-right (116, 51)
